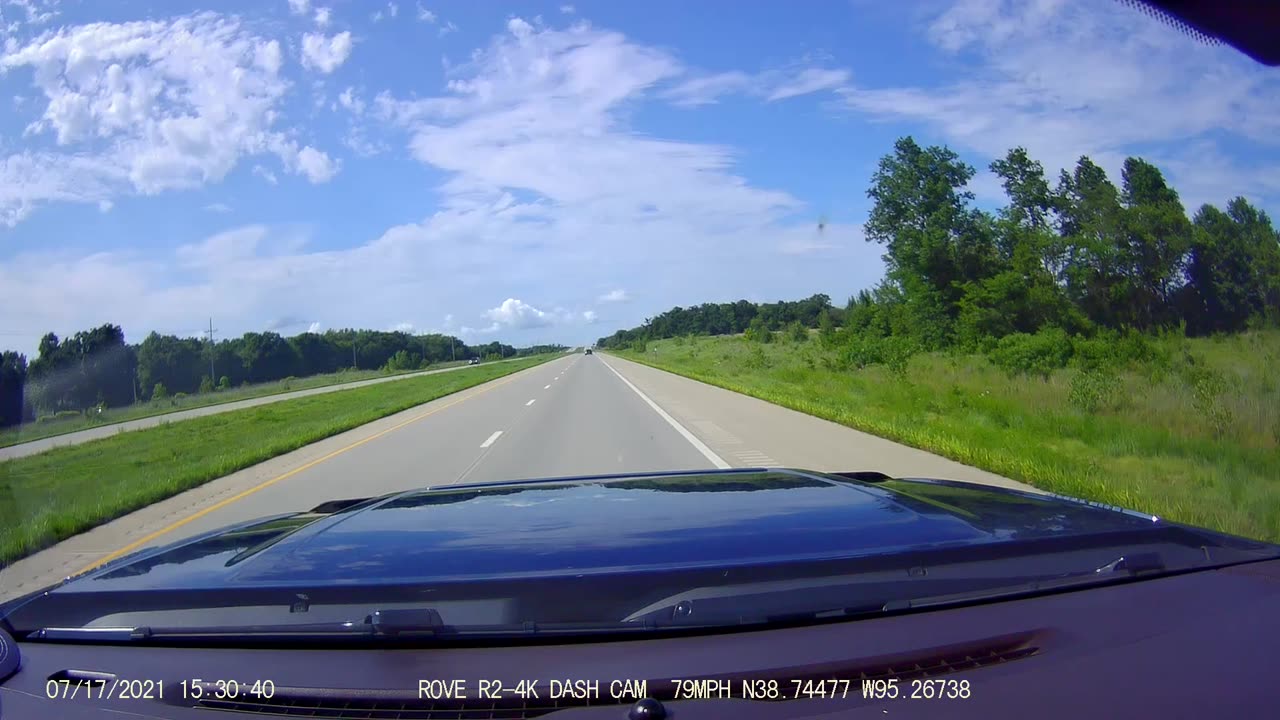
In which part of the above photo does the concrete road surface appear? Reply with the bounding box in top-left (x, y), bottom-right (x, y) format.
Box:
top-left (0, 357), bottom-right (532, 461)
top-left (0, 352), bottom-right (1035, 601)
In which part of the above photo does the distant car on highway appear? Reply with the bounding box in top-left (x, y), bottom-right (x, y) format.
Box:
top-left (585, 347), bottom-right (593, 355)
top-left (468, 357), bottom-right (480, 365)
top-left (3, 468), bottom-right (1278, 718)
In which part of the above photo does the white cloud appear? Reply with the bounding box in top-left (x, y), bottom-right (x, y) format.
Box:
top-left (293, 145), bottom-right (340, 183)
top-left (438, 20), bottom-right (457, 37)
top-left (387, 3), bottom-right (399, 18)
top-left (203, 202), bottom-right (232, 213)
top-left (837, 0), bottom-right (1280, 208)
top-left (766, 67), bottom-right (850, 101)
top-left (0, 15), bottom-right (296, 226)
top-left (598, 289), bottom-right (629, 303)
top-left (392, 321), bottom-right (414, 332)
top-left (287, 0), bottom-right (310, 16)
top-left (337, 86), bottom-right (365, 115)
top-left (300, 30), bottom-right (352, 73)
top-left (97, 199), bottom-right (113, 213)
top-left (313, 7), bottom-right (331, 27)
top-left (582, 309), bottom-right (597, 323)
top-left (560, 5), bottom-right (575, 14)
top-left (415, 3), bottom-right (436, 23)
top-left (307, 321), bottom-right (323, 333)
top-left (665, 65), bottom-right (849, 107)
top-left (484, 298), bottom-right (555, 329)
top-left (252, 164), bottom-right (279, 185)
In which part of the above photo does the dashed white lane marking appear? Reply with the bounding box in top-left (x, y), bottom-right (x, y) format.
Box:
top-left (526, 399), bottom-right (536, 406)
top-left (599, 358), bottom-right (731, 470)
top-left (480, 431), bottom-right (503, 448)
top-left (544, 385), bottom-right (551, 390)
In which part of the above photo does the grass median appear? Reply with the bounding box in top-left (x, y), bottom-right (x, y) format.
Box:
top-left (612, 331), bottom-right (1280, 543)
top-left (0, 355), bottom-right (556, 567)
top-left (0, 360), bottom-right (480, 450)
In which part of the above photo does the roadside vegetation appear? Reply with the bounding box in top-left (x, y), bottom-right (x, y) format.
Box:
top-left (0, 360), bottom-right (478, 449)
top-left (0, 355), bottom-right (555, 567)
top-left (615, 331), bottom-right (1280, 542)
top-left (0, 324), bottom-right (565, 436)
top-left (602, 136), bottom-right (1280, 543)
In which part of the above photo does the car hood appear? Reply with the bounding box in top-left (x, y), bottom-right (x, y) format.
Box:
top-left (29, 469), bottom-right (1205, 596)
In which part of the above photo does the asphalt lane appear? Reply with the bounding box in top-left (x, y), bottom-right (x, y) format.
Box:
top-left (0, 351), bottom-right (1034, 601)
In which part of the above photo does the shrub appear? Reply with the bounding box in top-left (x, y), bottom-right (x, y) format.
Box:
top-left (881, 335), bottom-right (919, 378)
top-left (218, 376), bottom-right (231, 390)
top-left (744, 346), bottom-right (769, 369)
top-left (841, 334), bottom-right (885, 369)
top-left (151, 382), bottom-right (169, 401)
top-left (199, 376), bottom-right (215, 394)
top-left (987, 328), bottom-right (1073, 380)
top-left (786, 321), bottom-right (809, 343)
top-left (744, 317), bottom-right (772, 344)
top-left (630, 339), bottom-right (647, 353)
top-left (1068, 369), bottom-right (1122, 414)
top-left (818, 309), bottom-right (836, 346)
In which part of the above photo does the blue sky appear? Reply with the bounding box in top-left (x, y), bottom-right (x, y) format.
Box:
top-left (2, 0), bottom-right (1278, 355)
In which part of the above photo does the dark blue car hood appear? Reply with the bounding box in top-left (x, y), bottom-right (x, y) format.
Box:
top-left (52, 469), bottom-right (1172, 593)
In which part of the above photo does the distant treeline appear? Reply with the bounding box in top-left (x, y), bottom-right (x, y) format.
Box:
top-left (0, 327), bottom-right (565, 427)
top-left (596, 294), bottom-right (839, 349)
top-left (599, 136), bottom-right (1280, 353)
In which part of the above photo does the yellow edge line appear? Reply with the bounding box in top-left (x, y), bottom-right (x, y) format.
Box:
top-left (73, 366), bottom-right (540, 577)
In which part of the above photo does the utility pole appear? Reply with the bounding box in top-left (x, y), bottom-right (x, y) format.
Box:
top-left (206, 317), bottom-right (217, 385)
top-left (451, 336), bottom-right (456, 362)
top-left (352, 341), bottom-right (358, 370)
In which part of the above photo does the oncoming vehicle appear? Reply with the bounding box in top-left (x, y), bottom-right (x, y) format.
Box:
top-left (584, 347), bottom-right (593, 355)
top-left (2, 468), bottom-right (1278, 717)
top-left (468, 357), bottom-right (480, 365)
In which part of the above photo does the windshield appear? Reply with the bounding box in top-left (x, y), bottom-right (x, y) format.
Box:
top-left (2, 1), bottom-right (1279, 644)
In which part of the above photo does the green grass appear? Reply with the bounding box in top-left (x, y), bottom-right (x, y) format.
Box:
top-left (0, 361), bottom-right (487, 449)
top-left (614, 330), bottom-right (1280, 543)
top-left (0, 355), bottom-right (555, 567)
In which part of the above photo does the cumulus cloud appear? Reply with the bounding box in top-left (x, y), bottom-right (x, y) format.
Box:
top-left (294, 146), bottom-right (340, 183)
top-left (313, 7), bottom-right (331, 27)
top-left (300, 30), bottom-right (352, 73)
top-left (582, 310), bottom-right (597, 323)
top-left (598, 289), bottom-right (629, 303)
top-left (415, 3), bottom-right (435, 23)
top-left (484, 298), bottom-right (555, 329)
top-left (307, 321), bottom-right (323, 333)
top-left (0, 14), bottom-right (300, 225)
top-left (287, 0), bottom-right (310, 15)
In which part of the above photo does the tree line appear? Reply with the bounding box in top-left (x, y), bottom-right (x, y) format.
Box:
top-left (0, 326), bottom-right (565, 427)
top-left (598, 137), bottom-right (1280, 357)
top-left (596, 294), bottom-right (840, 349)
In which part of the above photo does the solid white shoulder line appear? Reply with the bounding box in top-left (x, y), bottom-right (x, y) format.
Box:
top-left (599, 357), bottom-right (731, 469)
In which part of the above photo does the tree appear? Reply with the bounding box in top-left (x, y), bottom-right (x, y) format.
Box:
top-left (199, 376), bottom-right (215, 394)
top-left (865, 137), bottom-right (998, 344)
top-left (1055, 156), bottom-right (1128, 328)
top-left (152, 382), bottom-right (169, 401)
top-left (238, 332), bottom-right (300, 383)
top-left (0, 351), bottom-right (28, 427)
top-left (1181, 198), bottom-right (1280, 334)
top-left (1116, 157), bottom-right (1192, 329)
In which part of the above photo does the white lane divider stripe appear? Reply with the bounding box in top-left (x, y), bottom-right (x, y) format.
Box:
top-left (480, 431), bottom-right (503, 448)
top-left (599, 358), bottom-right (731, 470)
top-left (526, 399), bottom-right (536, 406)
top-left (544, 385), bottom-right (551, 389)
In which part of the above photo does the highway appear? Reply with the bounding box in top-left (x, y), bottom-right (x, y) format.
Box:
top-left (0, 352), bottom-right (1033, 601)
